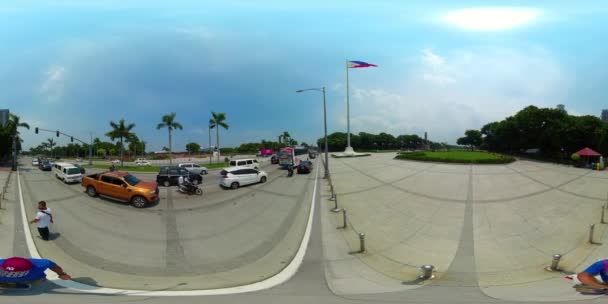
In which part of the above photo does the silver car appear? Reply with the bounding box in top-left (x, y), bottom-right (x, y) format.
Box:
top-left (219, 167), bottom-right (267, 189)
top-left (178, 163), bottom-right (208, 175)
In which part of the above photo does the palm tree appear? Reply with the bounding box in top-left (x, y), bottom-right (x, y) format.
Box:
top-left (156, 112), bottom-right (183, 165)
top-left (281, 131), bottom-right (291, 146)
top-left (46, 138), bottom-right (56, 157)
top-left (6, 114), bottom-right (30, 136)
top-left (105, 119), bottom-right (136, 167)
top-left (209, 112), bottom-right (229, 162)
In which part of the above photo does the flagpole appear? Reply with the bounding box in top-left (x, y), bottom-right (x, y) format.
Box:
top-left (346, 60), bottom-right (351, 149)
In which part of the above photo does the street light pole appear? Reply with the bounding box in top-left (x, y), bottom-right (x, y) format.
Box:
top-left (296, 87), bottom-right (330, 179)
top-left (321, 87), bottom-right (329, 179)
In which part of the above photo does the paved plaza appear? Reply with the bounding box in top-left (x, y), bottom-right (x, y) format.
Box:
top-left (324, 153), bottom-right (608, 301)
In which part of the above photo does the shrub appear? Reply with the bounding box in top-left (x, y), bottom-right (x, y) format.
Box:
top-left (571, 153), bottom-right (580, 161)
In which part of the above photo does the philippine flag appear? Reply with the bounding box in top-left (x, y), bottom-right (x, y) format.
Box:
top-left (347, 60), bottom-right (378, 68)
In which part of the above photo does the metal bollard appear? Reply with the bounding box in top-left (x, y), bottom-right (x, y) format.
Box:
top-left (331, 193), bottom-right (341, 212)
top-left (589, 224), bottom-right (595, 244)
top-left (359, 233), bottom-right (366, 253)
top-left (602, 206), bottom-right (606, 224)
top-left (550, 254), bottom-right (562, 271)
top-left (419, 265), bottom-right (435, 280)
top-left (329, 185), bottom-right (336, 201)
top-left (337, 209), bottom-right (347, 229)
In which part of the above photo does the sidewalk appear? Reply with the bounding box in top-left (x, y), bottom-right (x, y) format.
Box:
top-left (0, 166), bottom-right (27, 259)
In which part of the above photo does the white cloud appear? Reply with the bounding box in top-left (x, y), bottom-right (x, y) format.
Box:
top-left (39, 65), bottom-right (66, 102)
top-left (442, 7), bottom-right (542, 31)
top-left (337, 47), bottom-right (569, 144)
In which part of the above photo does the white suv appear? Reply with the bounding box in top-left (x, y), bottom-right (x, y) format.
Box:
top-left (178, 163), bottom-right (208, 175)
top-left (219, 167), bottom-right (267, 189)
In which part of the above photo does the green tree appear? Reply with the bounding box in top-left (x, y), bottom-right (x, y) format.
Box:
top-left (186, 142), bottom-right (201, 154)
top-left (209, 112), bottom-right (229, 162)
top-left (457, 130), bottom-right (482, 151)
top-left (156, 112), bottom-right (183, 165)
top-left (105, 119), bottom-right (136, 166)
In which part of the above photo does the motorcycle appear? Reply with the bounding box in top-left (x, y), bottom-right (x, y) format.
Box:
top-left (178, 182), bottom-right (203, 195)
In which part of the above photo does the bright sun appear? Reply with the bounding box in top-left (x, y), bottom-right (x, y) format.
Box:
top-left (442, 7), bottom-right (541, 31)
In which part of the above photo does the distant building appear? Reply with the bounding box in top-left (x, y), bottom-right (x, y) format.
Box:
top-left (602, 109), bottom-right (608, 122)
top-left (556, 104), bottom-right (566, 112)
top-left (0, 109), bottom-right (8, 126)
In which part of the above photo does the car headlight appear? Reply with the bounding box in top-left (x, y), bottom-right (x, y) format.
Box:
top-left (149, 190), bottom-right (156, 194)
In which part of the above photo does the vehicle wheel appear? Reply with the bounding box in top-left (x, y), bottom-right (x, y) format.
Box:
top-left (260, 176), bottom-right (267, 183)
top-left (87, 186), bottom-right (97, 197)
top-left (202, 170), bottom-right (208, 175)
top-left (192, 179), bottom-right (199, 185)
top-left (195, 188), bottom-right (203, 195)
top-left (230, 182), bottom-right (239, 189)
top-left (163, 180), bottom-right (170, 187)
top-left (131, 196), bottom-right (147, 208)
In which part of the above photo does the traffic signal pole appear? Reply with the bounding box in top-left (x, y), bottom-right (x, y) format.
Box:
top-left (34, 127), bottom-right (93, 165)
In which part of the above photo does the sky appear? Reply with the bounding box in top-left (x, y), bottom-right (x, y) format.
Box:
top-left (1, 1), bottom-right (608, 151)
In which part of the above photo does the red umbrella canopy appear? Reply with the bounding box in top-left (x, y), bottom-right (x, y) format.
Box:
top-left (575, 147), bottom-right (602, 156)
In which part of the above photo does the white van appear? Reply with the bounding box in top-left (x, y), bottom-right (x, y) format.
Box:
top-left (229, 158), bottom-right (259, 169)
top-left (53, 162), bottom-right (83, 184)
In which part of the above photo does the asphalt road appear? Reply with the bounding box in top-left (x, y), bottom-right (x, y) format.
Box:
top-left (14, 159), bottom-right (314, 290)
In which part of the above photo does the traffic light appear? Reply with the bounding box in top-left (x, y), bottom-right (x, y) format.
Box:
top-left (56, 130), bottom-right (59, 137)
top-left (35, 127), bottom-right (38, 134)
top-left (71, 136), bottom-right (74, 143)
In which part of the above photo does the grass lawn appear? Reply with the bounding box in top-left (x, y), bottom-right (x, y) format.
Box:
top-left (83, 162), bottom-right (230, 172)
top-left (395, 151), bottom-right (514, 164)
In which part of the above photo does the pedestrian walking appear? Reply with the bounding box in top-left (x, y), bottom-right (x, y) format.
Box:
top-left (29, 201), bottom-right (53, 241)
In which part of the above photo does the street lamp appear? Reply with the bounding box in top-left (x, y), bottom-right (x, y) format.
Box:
top-left (296, 87), bottom-right (329, 179)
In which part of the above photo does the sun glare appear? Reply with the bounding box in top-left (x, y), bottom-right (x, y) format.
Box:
top-left (443, 7), bottom-right (541, 31)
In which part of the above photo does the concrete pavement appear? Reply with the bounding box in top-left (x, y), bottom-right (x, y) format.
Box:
top-left (4, 154), bottom-right (608, 304)
top-left (324, 153), bottom-right (608, 302)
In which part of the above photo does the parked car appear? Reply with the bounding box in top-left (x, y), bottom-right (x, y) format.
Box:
top-left (156, 166), bottom-right (202, 187)
top-left (309, 152), bottom-right (317, 159)
top-left (178, 163), bottom-right (208, 175)
top-left (228, 158), bottom-right (259, 169)
top-left (219, 167), bottom-right (267, 189)
top-left (81, 171), bottom-right (159, 208)
top-left (111, 159), bottom-right (121, 164)
top-left (270, 155), bottom-right (279, 164)
top-left (135, 159), bottom-right (151, 166)
top-left (297, 160), bottom-right (313, 174)
top-left (32, 159), bottom-right (39, 166)
top-left (39, 160), bottom-right (52, 171)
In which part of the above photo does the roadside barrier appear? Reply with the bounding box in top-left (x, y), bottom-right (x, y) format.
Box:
top-left (0, 170), bottom-right (13, 209)
top-left (358, 233), bottom-right (366, 253)
top-left (589, 224), bottom-right (597, 244)
top-left (419, 265), bottom-right (435, 280)
top-left (550, 254), bottom-right (562, 271)
top-left (330, 193), bottom-right (341, 212)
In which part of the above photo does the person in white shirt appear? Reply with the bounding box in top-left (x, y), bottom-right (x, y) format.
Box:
top-left (29, 201), bottom-right (53, 241)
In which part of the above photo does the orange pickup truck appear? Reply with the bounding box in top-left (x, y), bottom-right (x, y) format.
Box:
top-left (81, 171), bottom-right (159, 208)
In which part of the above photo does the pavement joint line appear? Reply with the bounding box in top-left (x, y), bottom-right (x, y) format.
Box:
top-left (504, 164), bottom-right (604, 202)
top-left (16, 165), bottom-right (320, 296)
top-left (337, 160), bottom-right (466, 203)
top-left (427, 165), bottom-right (482, 291)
